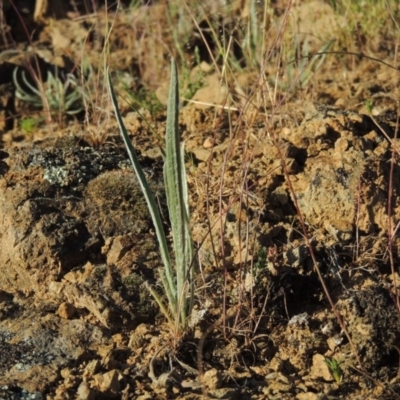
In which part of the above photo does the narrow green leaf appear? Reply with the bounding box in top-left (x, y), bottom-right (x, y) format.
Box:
top-left (107, 68), bottom-right (176, 311)
top-left (164, 59), bottom-right (194, 325)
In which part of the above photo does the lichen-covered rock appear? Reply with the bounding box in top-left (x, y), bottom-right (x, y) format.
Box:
top-left (0, 140), bottom-right (163, 297)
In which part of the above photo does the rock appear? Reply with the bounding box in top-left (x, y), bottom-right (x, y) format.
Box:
top-left (310, 354), bottom-right (333, 382)
top-left (57, 302), bottom-right (76, 319)
top-left (0, 364), bottom-right (58, 393)
top-left (93, 369), bottom-right (121, 398)
top-left (77, 381), bottom-right (95, 400)
top-left (203, 368), bottom-right (222, 390)
top-left (191, 73), bottom-right (228, 109)
top-left (285, 107), bottom-right (399, 239)
top-left (296, 393), bottom-right (326, 400)
top-left (103, 234), bottom-right (135, 265)
top-left (84, 360), bottom-right (101, 377)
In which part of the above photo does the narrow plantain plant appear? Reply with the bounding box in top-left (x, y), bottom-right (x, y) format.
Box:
top-left (107, 59), bottom-right (194, 334)
top-left (13, 67), bottom-right (84, 116)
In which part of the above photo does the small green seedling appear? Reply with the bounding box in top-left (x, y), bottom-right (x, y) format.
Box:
top-left (324, 356), bottom-right (343, 384)
top-left (20, 117), bottom-right (42, 133)
top-left (365, 99), bottom-right (374, 114)
top-left (254, 246), bottom-right (267, 281)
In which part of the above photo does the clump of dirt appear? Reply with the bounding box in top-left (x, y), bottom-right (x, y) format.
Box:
top-left (339, 286), bottom-right (399, 375)
top-left (285, 105), bottom-right (400, 240)
top-left (0, 136), bottom-right (167, 395)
